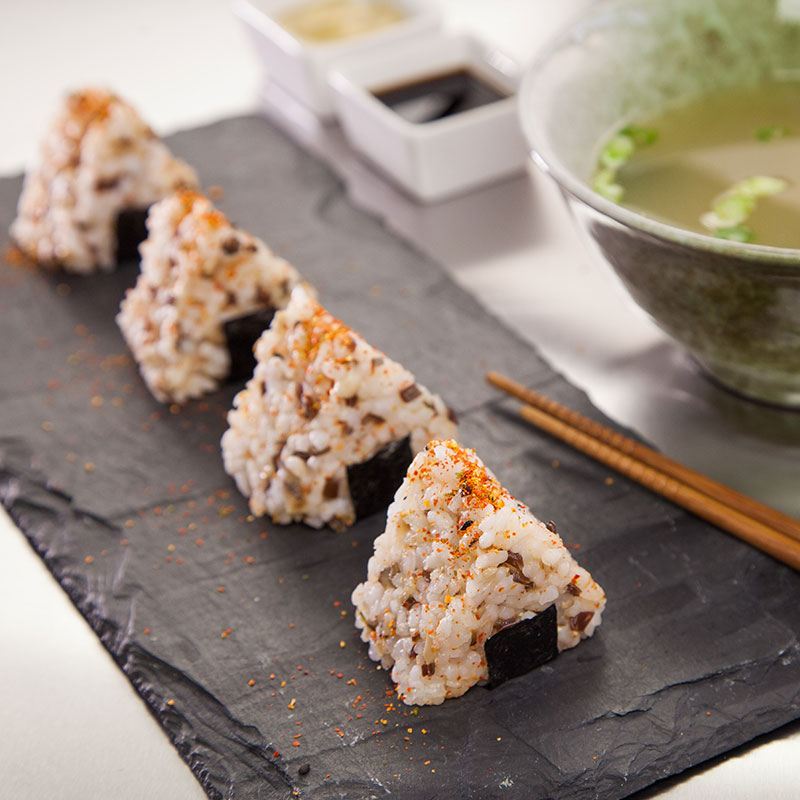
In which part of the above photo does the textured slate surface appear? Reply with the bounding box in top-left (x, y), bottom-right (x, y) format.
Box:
top-left (1, 115), bottom-right (798, 800)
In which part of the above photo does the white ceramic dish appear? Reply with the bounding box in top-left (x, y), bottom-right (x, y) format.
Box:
top-left (234, 0), bottom-right (440, 118)
top-left (328, 33), bottom-right (526, 203)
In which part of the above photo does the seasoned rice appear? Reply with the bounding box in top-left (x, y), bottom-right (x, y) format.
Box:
top-left (11, 87), bottom-right (198, 273)
top-left (352, 439), bottom-right (606, 705)
top-left (117, 190), bottom-right (304, 403)
top-left (221, 287), bottom-right (458, 529)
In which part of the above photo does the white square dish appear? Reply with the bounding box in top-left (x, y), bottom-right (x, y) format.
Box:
top-left (234, 0), bottom-right (441, 118)
top-left (327, 33), bottom-right (526, 203)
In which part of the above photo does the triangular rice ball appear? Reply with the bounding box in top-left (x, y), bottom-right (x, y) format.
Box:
top-left (222, 287), bottom-right (458, 529)
top-left (352, 439), bottom-right (606, 705)
top-left (117, 190), bottom-right (305, 403)
top-left (11, 87), bottom-right (198, 272)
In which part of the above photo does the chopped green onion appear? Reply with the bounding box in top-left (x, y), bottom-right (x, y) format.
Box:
top-left (756, 125), bottom-right (791, 142)
top-left (734, 175), bottom-right (788, 199)
top-left (714, 225), bottom-right (755, 243)
top-left (701, 175), bottom-right (789, 241)
top-left (591, 168), bottom-right (624, 203)
top-left (702, 193), bottom-right (755, 229)
top-left (619, 125), bottom-right (659, 147)
top-left (591, 123), bottom-right (658, 203)
top-left (599, 134), bottom-right (635, 170)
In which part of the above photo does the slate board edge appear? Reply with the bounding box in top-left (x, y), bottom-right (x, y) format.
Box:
top-left (3, 444), bottom-right (800, 800)
top-left (0, 449), bottom-right (301, 800)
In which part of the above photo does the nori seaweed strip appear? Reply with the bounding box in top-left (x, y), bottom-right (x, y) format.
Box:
top-left (347, 435), bottom-right (413, 521)
top-left (114, 208), bottom-right (149, 262)
top-left (485, 604), bottom-right (558, 688)
top-left (223, 309), bottom-right (277, 382)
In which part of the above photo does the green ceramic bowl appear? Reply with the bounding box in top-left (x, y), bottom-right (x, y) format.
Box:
top-left (520, 0), bottom-right (800, 407)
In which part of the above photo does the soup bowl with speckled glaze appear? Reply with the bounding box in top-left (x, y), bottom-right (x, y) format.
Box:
top-left (520, 0), bottom-right (800, 407)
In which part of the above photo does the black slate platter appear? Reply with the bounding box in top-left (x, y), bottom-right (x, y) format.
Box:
top-left (1, 115), bottom-right (799, 800)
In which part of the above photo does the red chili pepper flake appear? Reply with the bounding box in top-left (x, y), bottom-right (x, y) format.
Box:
top-left (221, 628), bottom-right (232, 639)
top-left (217, 586), bottom-right (226, 593)
top-left (289, 623), bottom-right (295, 628)
top-left (248, 679), bottom-right (255, 687)
top-left (292, 741), bottom-right (300, 747)
top-left (176, 558), bottom-right (183, 565)
top-left (269, 673), bottom-right (276, 679)
top-left (333, 601), bottom-right (341, 607)
top-left (195, 538), bottom-right (203, 547)
top-left (84, 555), bottom-right (94, 564)
top-left (143, 628), bottom-right (151, 635)
top-left (273, 750), bottom-right (280, 758)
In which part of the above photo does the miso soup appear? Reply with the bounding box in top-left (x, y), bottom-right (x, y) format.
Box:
top-left (592, 82), bottom-right (800, 249)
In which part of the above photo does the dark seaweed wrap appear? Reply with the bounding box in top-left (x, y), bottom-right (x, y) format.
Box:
top-left (485, 604), bottom-right (559, 688)
top-left (223, 309), bottom-right (277, 382)
top-left (114, 207), bottom-right (149, 263)
top-left (347, 435), bottom-right (414, 520)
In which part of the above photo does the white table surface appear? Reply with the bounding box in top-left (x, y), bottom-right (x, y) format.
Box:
top-left (1, 1), bottom-right (798, 798)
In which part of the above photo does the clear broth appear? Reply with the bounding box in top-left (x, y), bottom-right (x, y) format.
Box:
top-left (614, 82), bottom-right (800, 249)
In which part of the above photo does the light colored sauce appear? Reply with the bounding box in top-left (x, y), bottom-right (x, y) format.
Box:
top-left (278, 0), bottom-right (407, 43)
top-left (611, 82), bottom-right (800, 249)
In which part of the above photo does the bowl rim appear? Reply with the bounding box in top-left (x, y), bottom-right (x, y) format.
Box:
top-left (518, 0), bottom-right (800, 266)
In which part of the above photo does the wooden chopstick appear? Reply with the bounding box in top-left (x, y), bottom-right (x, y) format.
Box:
top-left (487, 371), bottom-right (800, 544)
top-left (486, 371), bottom-right (800, 571)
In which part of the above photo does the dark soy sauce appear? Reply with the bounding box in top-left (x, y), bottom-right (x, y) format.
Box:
top-left (373, 69), bottom-right (508, 124)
